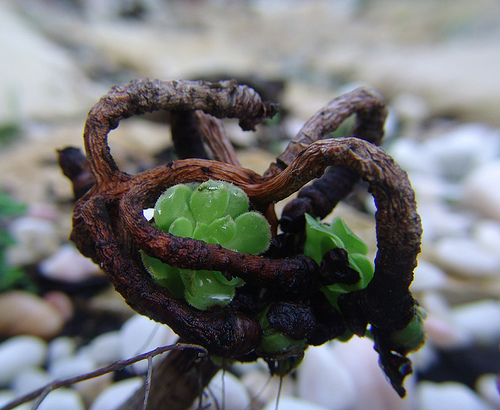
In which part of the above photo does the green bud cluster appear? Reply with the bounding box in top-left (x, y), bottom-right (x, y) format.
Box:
top-left (141, 180), bottom-right (271, 311)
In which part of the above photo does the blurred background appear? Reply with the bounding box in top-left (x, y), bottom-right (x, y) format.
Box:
top-left (1, 0), bottom-right (500, 409)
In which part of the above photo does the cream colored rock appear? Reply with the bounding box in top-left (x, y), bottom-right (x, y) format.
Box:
top-left (0, 291), bottom-right (65, 339)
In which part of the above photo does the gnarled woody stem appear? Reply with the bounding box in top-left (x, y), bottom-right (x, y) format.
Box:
top-left (83, 79), bottom-right (276, 184)
top-left (118, 137), bottom-right (421, 332)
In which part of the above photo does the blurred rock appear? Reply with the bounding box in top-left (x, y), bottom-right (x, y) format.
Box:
top-left (11, 367), bottom-right (52, 396)
top-left (476, 374), bottom-right (500, 409)
top-left (0, 291), bottom-right (65, 339)
top-left (89, 331), bottom-right (121, 365)
top-left (188, 370), bottom-right (250, 410)
top-left (6, 217), bottom-right (60, 266)
top-left (37, 388), bottom-right (85, 410)
top-left (119, 314), bottom-right (178, 374)
top-left (463, 161), bottom-right (500, 221)
top-left (0, 335), bottom-right (47, 387)
top-left (430, 237), bottom-right (500, 278)
top-left (263, 396), bottom-right (329, 410)
top-left (89, 377), bottom-right (143, 410)
top-left (417, 381), bottom-right (495, 410)
top-left (240, 369), bottom-right (295, 409)
top-left (39, 243), bottom-right (103, 283)
top-left (297, 344), bottom-right (356, 410)
top-left (450, 300), bottom-right (500, 345)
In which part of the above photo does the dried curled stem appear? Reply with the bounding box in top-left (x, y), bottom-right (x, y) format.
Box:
top-left (63, 78), bottom-right (422, 398)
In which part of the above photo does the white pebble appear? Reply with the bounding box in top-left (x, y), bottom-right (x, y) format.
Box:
top-left (10, 367), bottom-right (52, 396)
top-left (411, 260), bottom-right (448, 292)
top-left (463, 161), bottom-right (500, 221)
top-left (423, 314), bottom-right (471, 349)
top-left (431, 237), bottom-right (500, 278)
top-left (6, 216), bottom-right (59, 265)
top-left (47, 336), bottom-right (77, 365)
top-left (417, 381), bottom-right (495, 410)
top-left (0, 336), bottom-right (47, 386)
top-left (240, 370), bottom-right (295, 408)
top-left (189, 370), bottom-right (250, 410)
top-left (450, 300), bottom-right (500, 345)
top-left (48, 355), bottom-right (96, 380)
top-left (39, 243), bottom-right (102, 283)
top-left (90, 377), bottom-right (143, 410)
top-left (89, 331), bottom-right (122, 364)
top-left (263, 396), bottom-right (329, 410)
top-left (422, 123), bottom-right (500, 180)
top-left (119, 314), bottom-right (178, 374)
top-left (476, 374), bottom-right (500, 408)
top-left (297, 344), bottom-right (356, 410)
top-left (0, 390), bottom-right (30, 410)
top-left (37, 388), bottom-right (85, 410)
top-left (388, 139), bottom-right (439, 176)
top-left (418, 202), bottom-right (472, 242)
top-left (332, 338), bottom-right (415, 410)
top-left (473, 220), bottom-right (500, 255)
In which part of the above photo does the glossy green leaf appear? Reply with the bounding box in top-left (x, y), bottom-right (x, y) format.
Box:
top-left (181, 269), bottom-right (235, 310)
top-left (225, 212), bottom-right (271, 254)
top-left (207, 215), bottom-right (236, 245)
top-left (154, 184), bottom-right (194, 231)
top-left (225, 183), bottom-right (249, 219)
top-left (168, 217), bottom-right (195, 238)
top-left (330, 217), bottom-right (369, 255)
top-left (190, 180), bottom-right (229, 223)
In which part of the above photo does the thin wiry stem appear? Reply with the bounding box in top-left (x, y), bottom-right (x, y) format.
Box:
top-left (0, 344), bottom-right (207, 410)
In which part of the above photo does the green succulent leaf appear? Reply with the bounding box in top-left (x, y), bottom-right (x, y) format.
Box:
top-left (154, 184), bottom-right (195, 231)
top-left (181, 269), bottom-right (235, 310)
top-left (140, 250), bottom-right (184, 298)
top-left (225, 212), bottom-right (271, 254)
top-left (207, 215), bottom-right (237, 245)
top-left (168, 217), bottom-right (195, 238)
top-left (190, 180), bottom-right (230, 223)
top-left (144, 180), bottom-right (271, 310)
top-left (330, 217), bottom-right (369, 255)
top-left (225, 183), bottom-right (250, 219)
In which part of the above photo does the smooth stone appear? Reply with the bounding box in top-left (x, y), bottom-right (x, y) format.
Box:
top-left (423, 314), bottom-right (471, 349)
top-left (6, 216), bottom-right (60, 266)
top-left (89, 377), bottom-right (143, 410)
top-left (39, 244), bottom-right (103, 283)
top-left (463, 161), bottom-right (500, 221)
top-left (240, 370), bottom-right (295, 409)
top-left (418, 203), bottom-right (472, 243)
top-left (89, 331), bottom-right (122, 365)
top-left (430, 237), bottom-right (500, 278)
top-left (188, 370), bottom-right (250, 410)
top-left (37, 388), bottom-right (85, 410)
top-left (388, 138), bottom-right (440, 176)
top-left (404, 173), bottom-right (462, 204)
top-left (422, 123), bottom-right (500, 180)
top-left (417, 381), bottom-right (495, 410)
top-left (450, 300), bottom-right (500, 345)
top-left (47, 336), bottom-right (77, 365)
top-left (0, 390), bottom-right (30, 410)
top-left (0, 291), bottom-right (65, 339)
top-left (10, 367), bottom-right (52, 396)
top-left (297, 344), bottom-right (356, 410)
top-left (0, 336), bottom-right (47, 387)
top-left (411, 260), bottom-right (447, 292)
top-left (0, 3), bottom-right (101, 123)
top-left (43, 291), bottom-right (74, 321)
top-left (476, 374), bottom-right (500, 408)
top-left (119, 314), bottom-right (178, 374)
top-left (332, 338), bottom-right (415, 410)
top-left (48, 355), bottom-right (96, 380)
top-left (72, 371), bottom-right (114, 408)
top-left (390, 92), bottom-right (430, 128)
top-left (473, 220), bottom-right (500, 255)
top-left (263, 396), bottom-right (329, 410)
